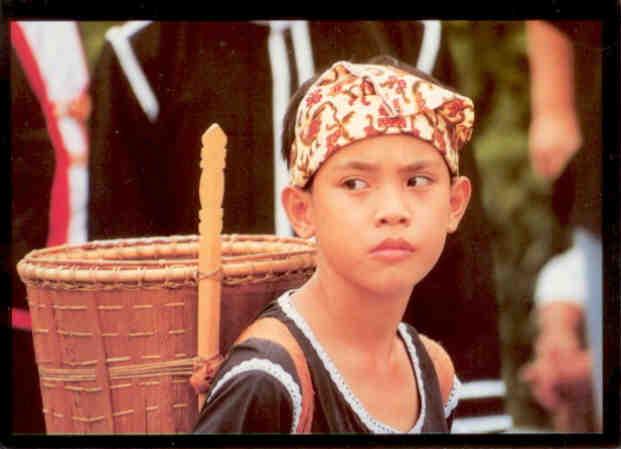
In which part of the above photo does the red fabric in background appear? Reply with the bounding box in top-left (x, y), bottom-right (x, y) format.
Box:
top-left (11, 22), bottom-right (71, 247)
top-left (11, 308), bottom-right (32, 331)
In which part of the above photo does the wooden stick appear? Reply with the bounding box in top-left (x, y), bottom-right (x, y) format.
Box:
top-left (197, 124), bottom-right (227, 410)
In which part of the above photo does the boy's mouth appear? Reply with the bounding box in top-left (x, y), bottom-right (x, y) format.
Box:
top-left (369, 238), bottom-right (415, 261)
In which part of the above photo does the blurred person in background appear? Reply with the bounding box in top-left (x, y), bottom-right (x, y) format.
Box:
top-left (520, 20), bottom-right (602, 432)
top-left (522, 241), bottom-right (595, 431)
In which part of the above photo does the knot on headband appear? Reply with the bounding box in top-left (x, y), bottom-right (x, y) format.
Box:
top-left (289, 61), bottom-right (475, 188)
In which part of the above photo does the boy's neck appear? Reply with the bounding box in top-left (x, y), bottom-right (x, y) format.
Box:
top-left (293, 268), bottom-right (412, 362)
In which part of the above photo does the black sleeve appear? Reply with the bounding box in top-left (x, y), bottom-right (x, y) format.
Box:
top-left (193, 338), bottom-right (298, 434)
top-left (194, 369), bottom-right (294, 433)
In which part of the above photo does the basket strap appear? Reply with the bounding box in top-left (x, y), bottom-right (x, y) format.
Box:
top-left (235, 317), bottom-right (314, 433)
top-left (190, 317), bottom-right (314, 433)
top-left (190, 353), bottom-right (225, 394)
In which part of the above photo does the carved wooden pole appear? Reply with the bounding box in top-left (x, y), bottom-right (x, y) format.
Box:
top-left (197, 124), bottom-right (227, 410)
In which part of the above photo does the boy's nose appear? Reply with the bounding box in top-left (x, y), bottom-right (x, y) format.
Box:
top-left (377, 211), bottom-right (410, 226)
top-left (374, 189), bottom-right (411, 227)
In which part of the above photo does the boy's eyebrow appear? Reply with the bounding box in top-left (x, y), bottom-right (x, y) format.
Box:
top-left (397, 160), bottom-right (445, 173)
top-left (332, 161), bottom-right (380, 172)
top-left (332, 159), bottom-right (443, 173)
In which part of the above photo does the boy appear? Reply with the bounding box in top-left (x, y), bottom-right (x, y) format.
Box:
top-left (194, 56), bottom-right (474, 433)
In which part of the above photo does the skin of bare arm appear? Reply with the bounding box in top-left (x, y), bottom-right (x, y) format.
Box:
top-left (526, 20), bottom-right (583, 181)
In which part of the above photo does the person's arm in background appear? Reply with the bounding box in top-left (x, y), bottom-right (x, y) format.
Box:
top-left (526, 20), bottom-right (582, 181)
top-left (520, 244), bottom-right (593, 431)
top-left (534, 302), bottom-right (584, 364)
top-left (521, 303), bottom-right (592, 431)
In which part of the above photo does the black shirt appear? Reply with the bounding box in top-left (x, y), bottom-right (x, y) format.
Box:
top-left (194, 291), bottom-right (459, 434)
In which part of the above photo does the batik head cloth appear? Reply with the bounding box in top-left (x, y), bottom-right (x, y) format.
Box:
top-left (289, 61), bottom-right (475, 188)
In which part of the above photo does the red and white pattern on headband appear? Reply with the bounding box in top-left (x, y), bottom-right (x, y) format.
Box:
top-left (290, 61), bottom-right (475, 188)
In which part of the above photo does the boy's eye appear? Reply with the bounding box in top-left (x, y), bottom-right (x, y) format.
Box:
top-left (407, 176), bottom-right (432, 187)
top-left (342, 179), bottom-right (368, 190)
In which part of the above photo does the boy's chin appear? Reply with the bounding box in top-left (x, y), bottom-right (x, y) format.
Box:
top-left (361, 277), bottom-right (416, 298)
top-left (366, 265), bottom-right (431, 295)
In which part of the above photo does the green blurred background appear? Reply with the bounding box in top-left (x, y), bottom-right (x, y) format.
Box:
top-left (78, 20), bottom-right (568, 429)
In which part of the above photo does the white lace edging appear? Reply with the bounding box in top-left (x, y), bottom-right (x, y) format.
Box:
top-left (207, 357), bottom-right (302, 433)
top-left (397, 322), bottom-right (427, 433)
top-left (278, 291), bottom-right (426, 434)
top-left (444, 375), bottom-right (461, 418)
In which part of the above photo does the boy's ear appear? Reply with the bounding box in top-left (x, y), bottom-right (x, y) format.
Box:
top-left (447, 176), bottom-right (471, 234)
top-left (281, 185), bottom-right (315, 238)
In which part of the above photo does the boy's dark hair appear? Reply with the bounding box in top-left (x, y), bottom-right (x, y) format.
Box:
top-left (280, 54), bottom-right (458, 185)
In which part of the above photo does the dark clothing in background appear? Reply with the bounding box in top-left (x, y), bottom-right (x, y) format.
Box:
top-left (549, 20), bottom-right (602, 238)
top-left (89, 22), bottom-right (275, 237)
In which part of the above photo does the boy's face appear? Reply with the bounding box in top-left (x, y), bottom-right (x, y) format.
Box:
top-left (283, 134), bottom-right (471, 297)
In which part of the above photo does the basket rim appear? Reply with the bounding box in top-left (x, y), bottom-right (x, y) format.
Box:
top-left (17, 234), bottom-right (316, 285)
top-left (19, 248), bottom-right (315, 267)
top-left (23, 233), bottom-right (312, 255)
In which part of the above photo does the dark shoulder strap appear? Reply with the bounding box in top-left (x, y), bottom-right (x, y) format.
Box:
top-left (234, 317), bottom-right (314, 433)
top-left (401, 326), bottom-right (451, 431)
top-left (418, 333), bottom-right (455, 408)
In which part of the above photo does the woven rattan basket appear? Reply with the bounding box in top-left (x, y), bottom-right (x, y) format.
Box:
top-left (16, 234), bottom-right (315, 434)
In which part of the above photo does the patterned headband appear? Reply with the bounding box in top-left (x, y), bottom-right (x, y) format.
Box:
top-left (289, 61), bottom-right (475, 188)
